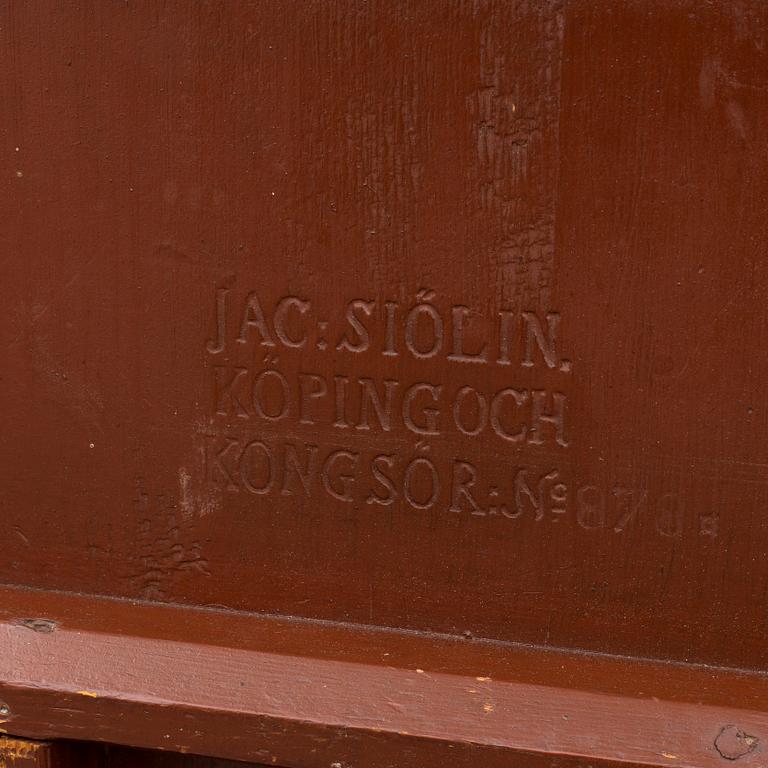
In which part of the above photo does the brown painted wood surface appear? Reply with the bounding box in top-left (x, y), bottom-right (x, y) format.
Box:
top-left (101, 747), bottom-right (256, 768)
top-left (1, 0), bottom-right (768, 764)
top-left (0, 585), bottom-right (766, 768)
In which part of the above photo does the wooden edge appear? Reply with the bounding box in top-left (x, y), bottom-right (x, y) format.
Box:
top-left (1, 584), bottom-right (766, 709)
top-left (0, 586), bottom-right (766, 768)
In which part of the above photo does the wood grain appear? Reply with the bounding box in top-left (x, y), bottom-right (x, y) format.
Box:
top-left (0, 587), bottom-right (767, 768)
top-left (1, 1), bottom-right (768, 764)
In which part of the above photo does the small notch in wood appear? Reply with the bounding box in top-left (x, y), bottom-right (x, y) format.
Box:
top-left (18, 618), bottom-right (58, 634)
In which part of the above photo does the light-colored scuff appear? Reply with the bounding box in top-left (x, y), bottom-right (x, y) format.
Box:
top-left (179, 466), bottom-right (219, 518)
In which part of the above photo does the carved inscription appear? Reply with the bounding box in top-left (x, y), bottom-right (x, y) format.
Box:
top-left (208, 288), bottom-right (572, 370)
top-left (212, 369), bottom-right (567, 447)
top-left (208, 289), bottom-right (570, 441)
top-left (202, 433), bottom-right (718, 539)
top-left (202, 288), bottom-right (717, 539)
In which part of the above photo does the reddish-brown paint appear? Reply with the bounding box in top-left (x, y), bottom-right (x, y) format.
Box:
top-left (0, 586), bottom-right (767, 768)
top-left (1, 0), bottom-right (768, 765)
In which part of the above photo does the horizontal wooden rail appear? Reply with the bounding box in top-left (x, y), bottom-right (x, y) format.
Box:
top-left (0, 584), bottom-right (766, 768)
